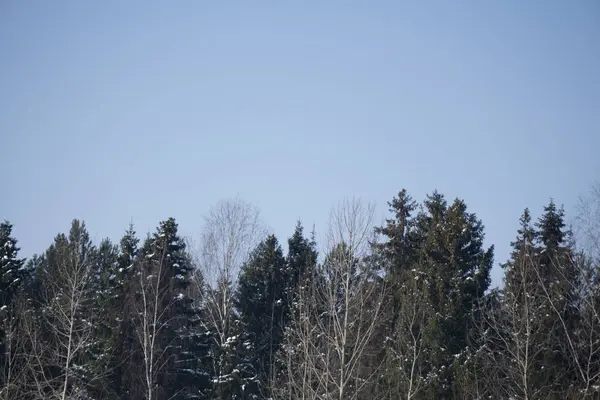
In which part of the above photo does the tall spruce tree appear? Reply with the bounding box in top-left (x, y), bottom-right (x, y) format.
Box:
top-left (86, 238), bottom-right (121, 399)
top-left (0, 221), bottom-right (26, 393)
top-left (535, 200), bottom-right (578, 397)
top-left (371, 190), bottom-right (422, 398)
top-left (181, 268), bottom-right (215, 400)
top-left (116, 224), bottom-right (140, 399)
top-left (373, 190), bottom-right (493, 398)
top-left (236, 234), bottom-right (287, 396)
top-left (130, 217), bottom-right (198, 400)
top-left (286, 222), bottom-right (318, 297)
top-left (416, 193), bottom-right (493, 398)
top-left (0, 221), bottom-right (26, 311)
top-left (499, 202), bottom-right (579, 399)
top-left (372, 189), bottom-right (419, 277)
top-left (503, 208), bottom-right (537, 300)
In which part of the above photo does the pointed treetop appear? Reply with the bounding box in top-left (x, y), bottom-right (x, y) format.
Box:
top-left (536, 199), bottom-right (567, 251)
top-left (0, 220), bottom-right (26, 306)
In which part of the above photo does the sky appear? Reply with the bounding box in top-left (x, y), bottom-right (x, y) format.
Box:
top-left (1, 1), bottom-right (598, 287)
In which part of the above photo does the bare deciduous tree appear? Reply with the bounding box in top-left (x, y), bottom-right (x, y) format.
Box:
top-left (0, 294), bottom-right (30, 400)
top-left (477, 246), bottom-right (599, 399)
top-left (276, 198), bottom-right (384, 400)
top-left (538, 183), bottom-right (600, 398)
top-left (381, 268), bottom-right (432, 400)
top-left (576, 182), bottom-right (600, 259)
top-left (131, 249), bottom-right (181, 400)
top-left (192, 196), bottom-right (265, 395)
top-left (24, 230), bottom-right (97, 400)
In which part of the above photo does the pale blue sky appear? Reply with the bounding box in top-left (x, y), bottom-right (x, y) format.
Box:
top-left (1, 1), bottom-right (598, 287)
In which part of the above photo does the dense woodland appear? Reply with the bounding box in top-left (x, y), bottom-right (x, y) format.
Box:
top-left (1, 185), bottom-right (600, 400)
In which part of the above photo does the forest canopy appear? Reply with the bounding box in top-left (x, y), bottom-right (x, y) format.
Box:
top-left (1, 186), bottom-right (599, 400)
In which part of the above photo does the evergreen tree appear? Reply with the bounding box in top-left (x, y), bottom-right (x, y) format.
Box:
top-left (498, 203), bottom-right (579, 399)
top-left (181, 268), bottom-right (215, 400)
top-left (86, 238), bottom-right (120, 399)
top-left (371, 190), bottom-right (421, 398)
top-left (372, 189), bottom-right (419, 277)
top-left (236, 234), bottom-right (287, 396)
top-left (125, 218), bottom-right (203, 400)
top-left (0, 221), bottom-right (26, 310)
top-left (286, 221), bottom-right (318, 297)
top-left (115, 224), bottom-right (140, 400)
top-left (535, 200), bottom-right (579, 396)
top-left (130, 217), bottom-right (199, 400)
top-left (416, 193), bottom-right (493, 397)
top-left (373, 190), bottom-right (493, 398)
top-left (0, 221), bottom-right (26, 392)
top-left (503, 208), bottom-right (537, 301)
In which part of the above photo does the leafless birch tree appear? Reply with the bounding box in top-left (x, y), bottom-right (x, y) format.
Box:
top-left (480, 245), bottom-right (555, 400)
top-left (23, 224), bottom-right (97, 400)
top-left (277, 198), bottom-right (384, 400)
top-left (130, 248), bottom-right (181, 400)
top-left (380, 268), bottom-right (433, 400)
top-left (191, 197), bottom-right (265, 394)
top-left (0, 293), bottom-right (30, 400)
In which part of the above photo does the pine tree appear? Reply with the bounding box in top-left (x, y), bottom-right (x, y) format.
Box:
top-left (371, 190), bottom-right (422, 398)
top-left (86, 238), bottom-right (120, 399)
top-left (0, 221), bottom-right (27, 394)
top-left (181, 268), bottom-right (215, 400)
top-left (372, 190), bottom-right (493, 398)
top-left (372, 189), bottom-right (419, 277)
top-left (503, 208), bottom-right (537, 301)
top-left (535, 200), bottom-right (578, 396)
top-left (129, 217), bottom-right (199, 400)
top-left (496, 203), bottom-right (579, 399)
top-left (417, 193), bottom-right (493, 397)
top-left (115, 224), bottom-right (140, 399)
top-left (236, 234), bottom-right (287, 397)
top-left (0, 221), bottom-right (26, 311)
top-left (286, 221), bottom-right (318, 297)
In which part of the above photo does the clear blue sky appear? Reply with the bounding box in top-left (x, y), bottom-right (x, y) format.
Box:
top-left (1, 1), bottom-right (598, 287)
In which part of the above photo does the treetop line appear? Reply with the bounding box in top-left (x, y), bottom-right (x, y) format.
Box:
top-left (0, 186), bottom-right (599, 400)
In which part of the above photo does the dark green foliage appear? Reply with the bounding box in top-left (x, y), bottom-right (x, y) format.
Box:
top-left (285, 221), bottom-right (318, 296)
top-left (236, 234), bottom-right (287, 396)
top-left (535, 200), bottom-right (579, 397)
top-left (131, 217), bottom-right (200, 400)
top-left (178, 269), bottom-right (215, 400)
top-left (110, 224), bottom-right (140, 400)
top-left (373, 189), bottom-right (419, 276)
top-left (86, 238), bottom-right (121, 399)
top-left (0, 221), bottom-right (26, 309)
top-left (234, 223), bottom-right (318, 397)
top-left (3, 190), bottom-right (600, 399)
top-left (373, 190), bottom-right (493, 398)
top-left (0, 221), bottom-right (27, 393)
